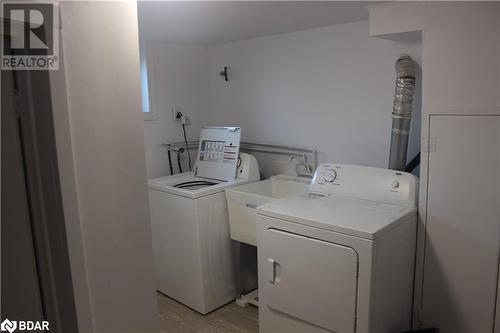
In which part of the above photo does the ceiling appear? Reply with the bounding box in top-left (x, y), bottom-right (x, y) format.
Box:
top-left (137, 1), bottom-right (377, 45)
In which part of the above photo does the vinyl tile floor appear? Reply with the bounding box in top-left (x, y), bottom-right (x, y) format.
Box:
top-left (157, 292), bottom-right (259, 333)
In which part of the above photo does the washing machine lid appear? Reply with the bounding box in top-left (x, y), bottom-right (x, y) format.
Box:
top-left (257, 194), bottom-right (416, 239)
top-left (148, 172), bottom-right (255, 199)
top-left (195, 126), bottom-right (241, 182)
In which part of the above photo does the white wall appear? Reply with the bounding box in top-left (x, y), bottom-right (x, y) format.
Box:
top-left (143, 42), bottom-right (210, 179)
top-left (207, 20), bottom-right (421, 172)
top-left (142, 20), bottom-right (422, 178)
top-left (422, 2), bottom-right (499, 108)
top-left (53, 2), bottom-right (160, 332)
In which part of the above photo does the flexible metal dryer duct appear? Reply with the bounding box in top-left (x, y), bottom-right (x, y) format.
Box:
top-left (388, 55), bottom-right (417, 171)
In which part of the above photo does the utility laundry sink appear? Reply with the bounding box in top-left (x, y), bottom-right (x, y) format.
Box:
top-left (226, 174), bottom-right (310, 246)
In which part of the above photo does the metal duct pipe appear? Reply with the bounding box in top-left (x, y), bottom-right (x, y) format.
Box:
top-left (388, 55), bottom-right (417, 171)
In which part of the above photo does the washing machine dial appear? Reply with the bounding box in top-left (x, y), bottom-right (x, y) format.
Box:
top-left (324, 169), bottom-right (337, 183)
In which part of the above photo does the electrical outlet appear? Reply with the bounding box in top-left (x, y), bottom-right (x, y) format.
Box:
top-left (172, 107), bottom-right (184, 121)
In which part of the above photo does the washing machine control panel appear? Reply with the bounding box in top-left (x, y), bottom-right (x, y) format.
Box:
top-left (309, 163), bottom-right (418, 207)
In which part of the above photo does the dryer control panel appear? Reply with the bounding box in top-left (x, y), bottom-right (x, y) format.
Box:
top-left (310, 164), bottom-right (418, 207)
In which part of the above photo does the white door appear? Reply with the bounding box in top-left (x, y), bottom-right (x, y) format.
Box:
top-left (421, 115), bottom-right (500, 332)
top-left (262, 228), bottom-right (359, 332)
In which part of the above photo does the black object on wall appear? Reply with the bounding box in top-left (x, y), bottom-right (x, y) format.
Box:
top-left (220, 66), bottom-right (230, 82)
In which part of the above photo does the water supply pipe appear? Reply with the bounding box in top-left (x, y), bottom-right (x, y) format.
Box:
top-left (388, 55), bottom-right (417, 171)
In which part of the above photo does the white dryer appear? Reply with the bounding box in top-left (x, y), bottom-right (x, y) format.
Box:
top-left (148, 127), bottom-right (260, 314)
top-left (257, 164), bottom-right (418, 333)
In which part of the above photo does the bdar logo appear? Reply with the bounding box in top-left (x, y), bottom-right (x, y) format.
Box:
top-left (0, 319), bottom-right (17, 333)
top-left (0, 319), bottom-right (49, 332)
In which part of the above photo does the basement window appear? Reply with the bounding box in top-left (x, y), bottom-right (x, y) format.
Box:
top-left (140, 44), bottom-right (156, 121)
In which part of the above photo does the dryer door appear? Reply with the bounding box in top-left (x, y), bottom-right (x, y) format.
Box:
top-left (262, 228), bottom-right (359, 332)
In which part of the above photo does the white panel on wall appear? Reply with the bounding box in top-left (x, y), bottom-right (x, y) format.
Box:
top-left (423, 3), bottom-right (500, 108)
top-left (207, 20), bottom-right (421, 171)
top-left (421, 115), bottom-right (500, 332)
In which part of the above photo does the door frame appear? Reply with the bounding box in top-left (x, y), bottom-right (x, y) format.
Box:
top-left (12, 67), bottom-right (79, 333)
top-left (1, 22), bottom-right (79, 332)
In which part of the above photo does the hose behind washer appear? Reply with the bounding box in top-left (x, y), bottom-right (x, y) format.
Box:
top-left (167, 148), bottom-right (174, 175)
top-left (182, 123), bottom-right (192, 170)
top-left (177, 153), bottom-right (182, 173)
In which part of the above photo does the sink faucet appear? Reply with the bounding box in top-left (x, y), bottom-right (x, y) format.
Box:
top-left (289, 154), bottom-right (313, 177)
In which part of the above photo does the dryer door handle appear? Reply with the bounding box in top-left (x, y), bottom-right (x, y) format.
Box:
top-left (268, 258), bottom-right (279, 284)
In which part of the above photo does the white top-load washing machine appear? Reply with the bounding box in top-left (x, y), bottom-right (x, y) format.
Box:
top-left (148, 127), bottom-right (260, 314)
top-left (257, 163), bottom-right (418, 333)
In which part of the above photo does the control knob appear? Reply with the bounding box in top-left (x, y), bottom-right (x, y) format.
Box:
top-left (324, 169), bottom-right (337, 183)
